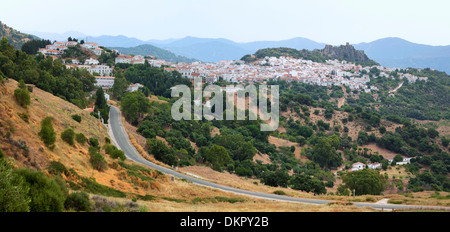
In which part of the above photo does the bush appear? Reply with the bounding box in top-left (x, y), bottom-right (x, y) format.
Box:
top-left (342, 169), bottom-right (387, 195)
top-left (89, 138), bottom-right (99, 147)
top-left (61, 128), bottom-right (75, 146)
top-left (0, 158), bottom-right (31, 212)
top-left (64, 191), bottom-right (91, 212)
top-left (89, 147), bottom-right (107, 172)
top-left (71, 115), bottom-right (82, 123)
top-left (111, 149), bottom-right (126, 161)
top-left (47, 161), bottom-right (69, 176)
top-left (75, 133), bottom-right (87, 144)
top-left (38, 117), bottom-right (56, 147)
top-left (17, 113), bottom-right (29, 123)
top-left (14, 88), bottom-right (31, 107)
top-left (13, 168), bottom-right (66, 212)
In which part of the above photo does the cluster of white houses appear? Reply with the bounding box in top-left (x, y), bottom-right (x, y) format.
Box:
top-left (350, 158), bottom-right (412, 171)
top-left (114, 54), bottom-right (146, 64)
top-left (39, 41), bottom-right (104, 56)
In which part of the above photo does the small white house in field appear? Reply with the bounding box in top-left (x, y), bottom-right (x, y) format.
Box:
top-left (388, 157), bottom-right (412, 165)
top-left (368, 162), bottom-right (382, 170)
top-left (351, 162), bottom-right (365, 171)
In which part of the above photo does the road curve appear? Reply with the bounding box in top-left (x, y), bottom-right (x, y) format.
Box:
top-left (108, 105), bottom-right (450, 211)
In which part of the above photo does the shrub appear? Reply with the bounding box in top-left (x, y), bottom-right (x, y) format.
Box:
top-left (61, 128), bottom-right (75, 146)
top-left (38, 117), bottom-right (56, 147)
top-left (13, 168), bottom-right (66, 212)
top-left (89, 138), bottom-right (99, 147)
top-left (75, 133), bottom-right (87, 144)
top-left (89, 148), bottom-right (107, 172)
top-left (111, 149), bottom-right (126, 161)
top-left (0, 158), bottom-right (31, 212)
top-left (14, 88), bottom-right (31, 107)
top-left (64, 191), bottom-right (91, 212)
top-left (71, 115), bottom-right (82, 123)
top-left (47, 161), bottom-right (69, 176)
top-left (17, 113), bottom-right (29, 123)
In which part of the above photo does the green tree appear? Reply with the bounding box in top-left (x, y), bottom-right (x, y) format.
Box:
top-left (121, 91), bottom-right (151, 125)
top-left (14, 168), bottom-right (66, 212)
top-left (61, 128), bottom-right (75, 146)
top-left (38, 117), bottom-right (56, 147)
top-left (64, 191), bottom-right (91, 212)
top-left (342, 169), bottom-right (386, 195)
top-left (14, 88), bottom-right (31, 107)
top-left (147, 138), bottom-right (178, 166)
top-left (112, 73), bottom-right (129, 99)
top-left (262, 170), bottom-right (290, 188)
top-left (205, 144), bottom-right (232, 172)
top-left (289, 173), bottom-right (326, 195)
top-left (312, 136), bottom-right (342, 169)
top-left (0, 158), bottom-right (31, 212)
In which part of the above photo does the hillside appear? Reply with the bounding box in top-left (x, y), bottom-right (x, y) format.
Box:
top-left (112, 61), bottom-right (450, 209)
top-left (109, 44), bottom-right (197, 63)
top-left (0, 79), bottom-right (384, 212)
top-left (241, 44), bottom-right (379, 66)
top-left (0, 21), bottom-right (37, 49)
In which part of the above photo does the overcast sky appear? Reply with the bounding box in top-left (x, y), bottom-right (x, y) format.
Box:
top-left (2, 0), bottom-right (449, 45)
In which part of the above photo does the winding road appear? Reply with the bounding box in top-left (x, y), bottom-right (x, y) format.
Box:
top-left (108, 105), bottom-right (449, 211)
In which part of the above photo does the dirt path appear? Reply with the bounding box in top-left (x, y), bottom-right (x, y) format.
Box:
top-left (389, 81), bottom-right (403, 93)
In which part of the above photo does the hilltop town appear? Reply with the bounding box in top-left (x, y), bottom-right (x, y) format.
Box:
top-left (38, 39), bottom-right (428, 99)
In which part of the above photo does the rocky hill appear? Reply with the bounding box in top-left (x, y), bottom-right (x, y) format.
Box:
top-left (241, 43), bottom-right (379, 66)
top-left (0, 21), bottom-right (37, 49)
top-left (320, 43), bottom-right (379, 66)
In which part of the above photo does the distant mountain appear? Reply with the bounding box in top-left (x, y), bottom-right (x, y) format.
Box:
top-left (239, 37), bottom-right (325, 52)
top-left (22, 29), bottom-right (450, 73)
top-left (156, 36), bottom-right (325, 62)
top-left (109, 44), bottom-right (197, 63)
top-left (24, 30), bottom-right (86, 42)
top-left (0, 21), bottom-right (38, 49)
top-left (354, 37), bottom-right (450, 73)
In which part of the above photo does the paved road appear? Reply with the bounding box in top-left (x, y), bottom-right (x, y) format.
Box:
top-left (108, 105), bottom-right (450, 211)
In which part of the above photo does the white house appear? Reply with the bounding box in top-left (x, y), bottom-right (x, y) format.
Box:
top-left (92, 47), bottom-right (103, 56)
top-left (115, 54), bottom-right (133, 64)
top-left (65, 41), bottom-right (78, 47)
top-left (91, 65), bottom-right (112, 77)
top-left (388, 157), bottom-right (412, 165)
top-left (85, 58), bottom-right (99, 65)
top-left (127, 83), bottom-right (144, 92)
top-left (95, 76), bottom-right (115, 88)
top-left (351, 162), bottom-right (365, 171)
top-left (368, 163), bottom-right (382, 170)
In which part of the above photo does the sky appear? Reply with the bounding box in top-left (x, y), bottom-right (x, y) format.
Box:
top-left (1, 0), bottom-right (450, 45)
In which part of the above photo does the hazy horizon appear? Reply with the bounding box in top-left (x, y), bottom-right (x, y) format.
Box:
top-left (2, 0), bottom-right (450, 46)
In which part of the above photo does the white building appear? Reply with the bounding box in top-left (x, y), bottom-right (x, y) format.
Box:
top-left (92, 47), bottom-right (103, 56)
top-left (91, 65), bottom-right (112, 77)
top-left (95, 76), bottom-right (115, 88)
top-left (127, 83), bottom-right (144, 92)
top-left (351, 162), bottom-right (365, 171)
top-left (85, 58), bottom-right (99, 65)
top-left (115, 54), bottom-right (133, 64)
top-left (368, 163), bottom-right (382, 170)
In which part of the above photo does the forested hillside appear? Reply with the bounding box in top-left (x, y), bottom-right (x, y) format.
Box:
top-left (241, 44), bottom-right (379, 67)
top-left (0, 21), bottom-right (37, 49)
top-left (113, 61), bottom-right (450, 197)
top-left (0, 37), bottom-right (95, 108)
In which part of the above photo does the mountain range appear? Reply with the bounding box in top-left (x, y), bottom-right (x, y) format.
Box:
top-left (24, 30), bottom-right (450, 74)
